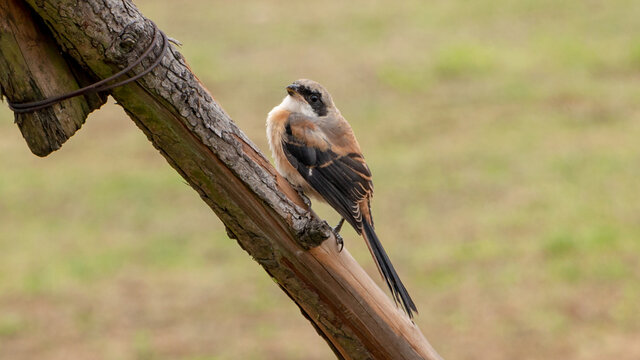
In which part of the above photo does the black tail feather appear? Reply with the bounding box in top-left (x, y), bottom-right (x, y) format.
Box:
top-left (362, 220), bottom-right (418, 318)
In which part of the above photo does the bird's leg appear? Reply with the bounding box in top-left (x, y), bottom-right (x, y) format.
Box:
top-left (333, 218), bottom-right (346, 252)
top-left (292, 185), bottom-right (312, 207)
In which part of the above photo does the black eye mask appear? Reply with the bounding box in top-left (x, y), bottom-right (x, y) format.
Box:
top-left (299, 87), bottom-right (327, 116)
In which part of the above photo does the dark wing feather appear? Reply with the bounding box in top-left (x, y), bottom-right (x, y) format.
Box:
top-left (283, 122), bottom-right (372, 233)
top-left (283, 115), bottom-right (418, 318)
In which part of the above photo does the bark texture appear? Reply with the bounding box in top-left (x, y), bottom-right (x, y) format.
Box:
top-left (0, 0), bottom-right (106, 156)
top-left (4, 1), bottom-right (443, 359)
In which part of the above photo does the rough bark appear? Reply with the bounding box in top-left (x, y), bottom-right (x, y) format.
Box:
top-left (0, 0), bottom-right (106, 156)
top-left (4, 1), bottom-right (443, 359)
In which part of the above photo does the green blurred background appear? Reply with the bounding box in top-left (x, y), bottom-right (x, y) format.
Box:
top-left (2, 0), bottom-right (640, 359)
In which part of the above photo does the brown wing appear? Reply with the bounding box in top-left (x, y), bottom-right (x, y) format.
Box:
top-left (284, 114), bottom-right (418, 317)
top-left (282, 113), bottom-right (373, 233)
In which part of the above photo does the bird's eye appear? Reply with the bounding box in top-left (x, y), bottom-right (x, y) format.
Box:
top-left (309, 95), bottom-right (319, 103)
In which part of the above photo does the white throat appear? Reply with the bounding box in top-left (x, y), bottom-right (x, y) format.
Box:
top-left (269, 95), bottom-right (316, 118)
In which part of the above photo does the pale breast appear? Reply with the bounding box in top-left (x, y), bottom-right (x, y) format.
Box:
top-left (266, 106), bottom-right (318, 197)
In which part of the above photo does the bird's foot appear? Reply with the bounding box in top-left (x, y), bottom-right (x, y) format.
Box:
top-left (293, 185), bottom-right (312, 207)
top-left (333, 218), bottom-right (346, 252)
top-left (334, 232), bottom-right (344, 252)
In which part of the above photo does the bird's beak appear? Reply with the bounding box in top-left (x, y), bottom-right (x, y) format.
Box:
top-left (286, 83), bottom-right (301, 96)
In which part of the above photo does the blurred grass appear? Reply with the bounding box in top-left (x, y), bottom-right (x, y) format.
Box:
top-left (2, 0), bottom-right (640, 359)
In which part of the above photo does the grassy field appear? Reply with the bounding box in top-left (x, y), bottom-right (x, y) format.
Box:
top-left (2, 0), bottom-right (640, 359)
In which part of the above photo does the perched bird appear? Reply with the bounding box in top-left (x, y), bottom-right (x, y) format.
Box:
top-left (266, 79), bottom-right (417, 318)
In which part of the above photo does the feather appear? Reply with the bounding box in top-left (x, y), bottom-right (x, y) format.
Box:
top-left (279, 110), bottom-right (417, 318)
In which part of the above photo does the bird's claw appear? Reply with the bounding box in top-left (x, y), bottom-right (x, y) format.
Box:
top-left (334, 231), bottom-right (344, 252)
top-left (332, 218), bottom-right (346, 252)
top-left (294, 186), bottom-right (312, 207)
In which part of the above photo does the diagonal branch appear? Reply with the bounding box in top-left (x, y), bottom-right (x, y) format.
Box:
top-left (6, 0), bottom-right (443, 359)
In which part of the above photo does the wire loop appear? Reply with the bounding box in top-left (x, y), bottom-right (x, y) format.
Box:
top-left (8, 21), bottom-right (168, 114)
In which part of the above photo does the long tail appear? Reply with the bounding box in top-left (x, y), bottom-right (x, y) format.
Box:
top-left (362, 220), bottom-right (418, 318)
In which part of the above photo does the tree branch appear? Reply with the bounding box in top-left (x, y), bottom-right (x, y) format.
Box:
top-left (4, 1), bottom-right (443, 359)
top-left (0, 0), bottom-right (106, 156)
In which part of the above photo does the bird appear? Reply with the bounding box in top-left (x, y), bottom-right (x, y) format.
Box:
top-left (266, 79), bottom-right (417, 318)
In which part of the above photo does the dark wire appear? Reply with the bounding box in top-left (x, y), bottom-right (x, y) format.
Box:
top-left (8, 21), bottom-right (168, 114)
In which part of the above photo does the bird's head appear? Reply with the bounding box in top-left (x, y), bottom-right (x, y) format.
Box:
top-left (282, 79), bottom-right (335, 117)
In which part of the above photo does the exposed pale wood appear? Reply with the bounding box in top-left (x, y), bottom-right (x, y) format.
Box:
top-left (8, 1), bottom-right (443, 358)
top-left (0, 0), bottom-right (106, 156)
